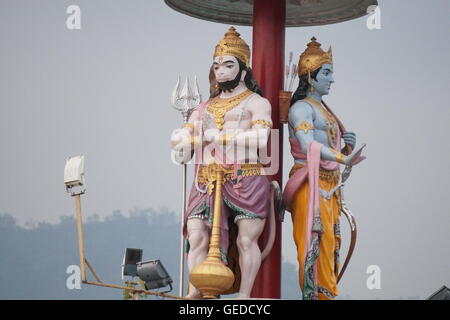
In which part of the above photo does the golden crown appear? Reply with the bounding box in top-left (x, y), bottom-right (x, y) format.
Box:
top-left (213, 27), bottom-right (250, 67)
top-left (298, 37), bottom-right (333, 76)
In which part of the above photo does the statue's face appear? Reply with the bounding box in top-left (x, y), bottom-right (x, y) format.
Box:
top-left (213, 55), bottom-right (245, 83)
top-left (311, 64), bottom-right (334, 96)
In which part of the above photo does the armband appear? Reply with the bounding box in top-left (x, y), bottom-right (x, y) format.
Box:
top-left (294, 121), bottom-right (314, 134)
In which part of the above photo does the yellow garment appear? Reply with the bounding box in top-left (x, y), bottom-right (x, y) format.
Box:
top-left (290, 164), bottom-right (341, 300)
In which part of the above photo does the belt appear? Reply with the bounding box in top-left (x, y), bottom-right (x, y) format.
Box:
top-left (289, 163), bottom-right (340, 183)
top-left (197, 162), bottom-right (263, 186)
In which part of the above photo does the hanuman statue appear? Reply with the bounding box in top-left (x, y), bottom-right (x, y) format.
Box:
top-left (170, 27), bottom-right (276, 299)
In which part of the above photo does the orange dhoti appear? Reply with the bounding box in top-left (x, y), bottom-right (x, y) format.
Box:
top-left (290, 164), bottom-right (341, 300)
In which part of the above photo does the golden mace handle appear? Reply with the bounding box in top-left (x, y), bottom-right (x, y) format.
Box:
top-left (207, 165), bottom-right (224, 260)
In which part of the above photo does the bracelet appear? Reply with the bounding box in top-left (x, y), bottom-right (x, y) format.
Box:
top-left (183, 123), bottom-right (195, 129)
top-left (251, 119), bottom-right (273, 129)
top-left (189, 135), bottom-right (199, 146)
top-left (331, 149), bottom-right (346, 164)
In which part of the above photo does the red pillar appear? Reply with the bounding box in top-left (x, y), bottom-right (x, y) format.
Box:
top-left (251, 0), bottom-right (285, 299)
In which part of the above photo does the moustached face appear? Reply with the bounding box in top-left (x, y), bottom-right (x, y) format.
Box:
top-left (213, 55), bottom-right (246, 83)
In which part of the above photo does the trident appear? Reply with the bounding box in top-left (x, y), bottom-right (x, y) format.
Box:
top-left (170, 76), bottom-right (202, 296)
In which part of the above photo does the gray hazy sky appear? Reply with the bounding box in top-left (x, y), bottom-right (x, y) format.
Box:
top-left (0, 0), bottom-right (449, 299)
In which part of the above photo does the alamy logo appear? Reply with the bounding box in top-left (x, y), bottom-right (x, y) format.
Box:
top-left (66, 265), bottom-right (81, 290)
top-left (366, 5), bottom-right (381, 30)
top-left (170, 127), bottom-right (280, 175)
top-left (366, 265), bottom-right (381, 290)
top-left (66, 5), bottom-right (81, 30)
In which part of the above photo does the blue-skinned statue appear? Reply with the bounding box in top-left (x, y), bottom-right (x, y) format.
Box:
top-left (282, 37), bottom-right (366, 300)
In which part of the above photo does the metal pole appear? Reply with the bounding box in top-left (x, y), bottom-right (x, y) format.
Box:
top-left (74, 194), bottom-right (87, 282)
top-left (179, 162), bottom-right (187, 296)
top-left (132, 291), bottom-right (141, 300)
top-left (178, 110), bottom-right (191, 298)
top-left (84, 280), bottom-right (187, 300)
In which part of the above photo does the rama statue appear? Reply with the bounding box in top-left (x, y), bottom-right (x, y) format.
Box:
top-left (283, 37), bottom-right (366, 300)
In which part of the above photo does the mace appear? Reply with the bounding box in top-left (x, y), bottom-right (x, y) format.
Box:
top-left (188, 163), bottom-right (235, 298)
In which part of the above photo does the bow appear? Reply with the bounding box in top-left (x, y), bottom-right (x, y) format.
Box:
top-left (337, 165), bottom-right (357, 283)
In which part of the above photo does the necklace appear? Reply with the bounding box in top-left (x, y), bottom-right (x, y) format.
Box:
top-left (305, 96), bottom-right (337, 148)
top-left (207, 89), bottom-right (253, 130)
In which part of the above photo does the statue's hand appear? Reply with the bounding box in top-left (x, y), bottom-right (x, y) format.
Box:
top-left (342, 131), bottom-right (356, 150)
top-left (344, 143), bottom-right (366, 166)
top-left (171, 129), bottom-right (189, 151)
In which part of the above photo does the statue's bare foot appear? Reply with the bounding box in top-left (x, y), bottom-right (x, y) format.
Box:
top-left (236, 293), bottom-right (250, 299)
top-left (185, 291), bottom-right (203, 299)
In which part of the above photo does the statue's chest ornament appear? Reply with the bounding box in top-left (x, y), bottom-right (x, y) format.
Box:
top-left (305, 96), bottom-right (338, 149)
top-left (207, 90), bottom-right (253, 130)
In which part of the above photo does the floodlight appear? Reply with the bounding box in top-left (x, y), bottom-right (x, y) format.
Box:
top-left (64, 155), bottom-right (85, 194)
top-left (427, 285), bottom-right (450, 300)
top-left (121, 248), bottom-right (143, 279)
top-left (137, 260), bottom-right (173, 292)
